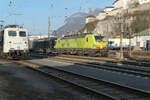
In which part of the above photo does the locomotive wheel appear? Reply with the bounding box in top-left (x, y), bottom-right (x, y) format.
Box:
top-left (66, 51), bottom-right (70, 55)
top-left (76, 51), bottom-right (80, 56)
top-left (77, 51), bottom-right (84, 56)
top-left (103, 52), bottom-right (108, 57)
top-left (58, 50), bottom-right (62, 55)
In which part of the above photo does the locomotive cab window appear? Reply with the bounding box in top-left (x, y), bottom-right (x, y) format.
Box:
top-left (19, 31), bottom-right (26, 37)
top-left (8, 31), bottom-right (17, 36)
top-left (95, 36), bottom-right (106, 42)
top-left (86, 38), bottom-right (88, 42)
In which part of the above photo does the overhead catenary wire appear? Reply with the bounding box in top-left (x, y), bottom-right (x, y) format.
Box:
top-left (48, 0), bottom-right (90, 34)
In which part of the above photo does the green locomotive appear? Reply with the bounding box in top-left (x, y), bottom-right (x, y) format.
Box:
top-left (56, 33), bottom-right (108, 56)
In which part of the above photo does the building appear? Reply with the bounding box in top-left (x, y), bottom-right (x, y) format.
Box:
top-left (113, 0), bottom-right (150, 9)
top-left (104, 7), bottom-right (114, 13)
top-left (86, 15), bottom-right (97, 23)
top-left (96, 11), bottom-right (108, 20)
top-left (113, 0), bottom-right (122, 9)
top-left (113, 0), bottom-right (130, 9)
top-left (139, 0), bottom-right (150, 4)
top-left (131, 36), bottom-right (150, 48)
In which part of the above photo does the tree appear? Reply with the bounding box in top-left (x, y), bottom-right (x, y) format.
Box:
top-left (130, 15), bottom-right (150, 36)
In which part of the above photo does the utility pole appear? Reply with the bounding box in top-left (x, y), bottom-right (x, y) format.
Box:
top-left (48, 17), bottom-right (51, 39)
top-left (120, 20), bottom-right (124, 60)
top-left (126, 9), bottom-right (132, 57)
top-left (40, 32), bottom-right (42, 39)
top-left (106, 22), bottom-right (109, 39)
top-left (0, 20), bottom-right (4, 31)
top-left (117, 13), bottom-right (124, 60)
top-left (129, 26), bottom-right (132, 57)
top-left (128, 16), bottom-right (132, 57)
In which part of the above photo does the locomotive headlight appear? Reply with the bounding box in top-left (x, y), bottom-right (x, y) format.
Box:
top-left (93, 45), bottom-right (96, 48)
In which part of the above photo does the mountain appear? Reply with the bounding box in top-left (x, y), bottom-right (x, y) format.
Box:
top-left (54, 8), bottom-right (102, 37)
top-left (85, 8), bottom-right (101, 15)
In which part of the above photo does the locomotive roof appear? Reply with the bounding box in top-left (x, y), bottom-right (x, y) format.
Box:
top-left (4, 24), bottom-right (23, 29)
top-left (62, 33), bottom-right (93, 39)
top-left (61, 33), bottom-right (100, 39)
top-left (34, 37), bottom-right (57, 41)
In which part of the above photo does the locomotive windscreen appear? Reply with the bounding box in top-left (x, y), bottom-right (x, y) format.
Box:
top-left (95, 36), bottom-right (107, 42)
top-left (8, 31), bottom-right (17, 36)
top-left (19, 31), bottom-right (26, 37)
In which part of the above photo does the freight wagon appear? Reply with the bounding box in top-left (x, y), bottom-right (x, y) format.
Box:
top-left (31, 37), bottom-right (57, 54)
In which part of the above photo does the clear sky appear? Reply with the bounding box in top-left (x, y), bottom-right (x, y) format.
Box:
top-left (0, 0), bottom-right (115, 35)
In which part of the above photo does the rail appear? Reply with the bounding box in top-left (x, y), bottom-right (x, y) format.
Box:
top-left (10, 60), bottom-right (150, 100)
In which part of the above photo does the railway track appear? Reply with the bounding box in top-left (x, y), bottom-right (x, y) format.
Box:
top-left (9, 59), bottom-right (150, 100)
top-left (58, 55), bottom-right (150, 67)
top-left (31, 53), bottom-right (150, 67)
top-left (30, 54), bottom-right (150, 78)
top-left (47, 56), bottom-right (150, 78)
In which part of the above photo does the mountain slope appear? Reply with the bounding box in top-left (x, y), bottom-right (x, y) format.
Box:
top-left (55, 8), bottom-right (101, 37)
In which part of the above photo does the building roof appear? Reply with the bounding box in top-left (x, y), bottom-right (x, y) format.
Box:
top-left (113, 0), bottom-right (119, 5)
top-left (87, 15), bottom-right (96, 18)
top-left (5, 24), bottom-right (20, 28)
top-left (100, 11), bottom-right (105, 13)
top-left (105, 6), bottom-right (114, 8)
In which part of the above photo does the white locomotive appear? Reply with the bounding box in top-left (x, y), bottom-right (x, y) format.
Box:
top-left (0, 25), bottom-right (29, 58)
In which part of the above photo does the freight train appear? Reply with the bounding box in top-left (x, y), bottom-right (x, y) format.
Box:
top-left (0, 25), bottom-right (29, 58)
top-left (30, 33), bottom-right (108, 56)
